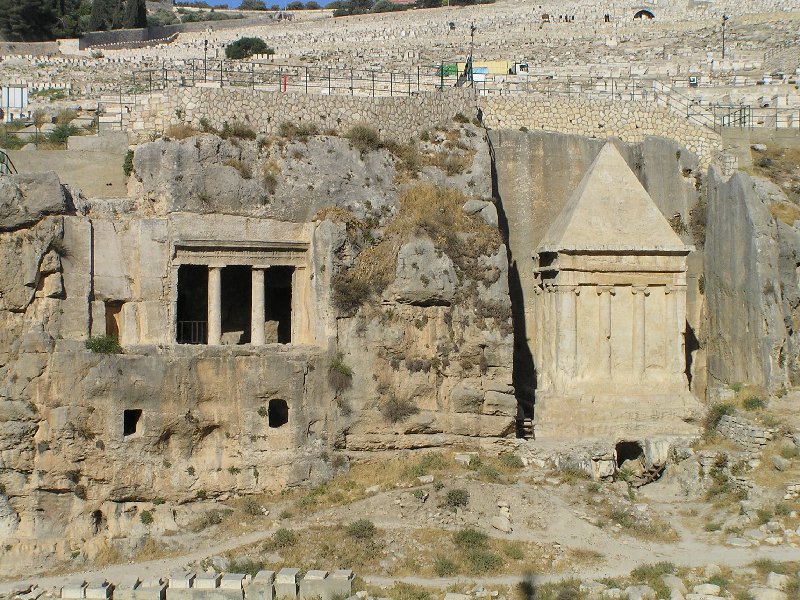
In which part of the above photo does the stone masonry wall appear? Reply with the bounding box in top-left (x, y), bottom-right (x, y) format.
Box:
top-left (716, 414), bottom-right (775, 454)
top-left (124, 88), bottom-right (477, 142)
top-left (480, 94), bottom-right (722, 169)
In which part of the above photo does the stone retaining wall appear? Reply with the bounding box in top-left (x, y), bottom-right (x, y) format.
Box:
top-left (480, 94), bottom-right (722, 168)
top-left (716, 414), bottom-right (775, 453)
top-left (123, 87), bottom-right (477, 142)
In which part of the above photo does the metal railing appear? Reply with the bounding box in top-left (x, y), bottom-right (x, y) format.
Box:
top-left (0, 149), bottom-right (16, 175)
top-left (177, 320), bottom-right (207, 344)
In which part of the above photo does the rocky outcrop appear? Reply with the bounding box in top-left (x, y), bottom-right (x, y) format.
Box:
top-left (705, 170), bottom-right (800, 393)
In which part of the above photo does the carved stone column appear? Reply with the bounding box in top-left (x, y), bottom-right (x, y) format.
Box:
top-left (557, 286), bottom-right (578, 381)
top-left (207, 266), bottom-right (222, 345)
top-left (251, 267), bottom-right (266, 346)
top-left (597, 286), bottom-right (615, 378)
top-left (632, 286), bottom-right (649, 377)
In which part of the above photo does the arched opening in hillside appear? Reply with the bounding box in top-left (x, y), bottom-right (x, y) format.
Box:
top-left (633, 9), bottom-right (655, 19)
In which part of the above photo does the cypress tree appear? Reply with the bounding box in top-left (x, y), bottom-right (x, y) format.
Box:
top-left (122, 0), bottom-right (147, 28)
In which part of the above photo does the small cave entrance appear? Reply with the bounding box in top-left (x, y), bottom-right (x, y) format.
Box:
top-left (104, 301), bottom-right (124, 338)
top-left (221, 265), bottom-right (252, 345)
top-left (123, 409), bottom-right (143, 438)
top-left (268, 399), bottom-right (289, 428)
top-left (265, 266), bottom-right (293, 344)
top-left (91, 510), bottom-right (107, 535)
top-left (176, 265), bottom-right (208, 344)
top-left (615, 441), bottom-right (644, 468)
top-left (633, 9), bottom-right (655, 19)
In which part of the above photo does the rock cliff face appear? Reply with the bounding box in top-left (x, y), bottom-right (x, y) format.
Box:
top-left (0, 125), bottom-right (512, 574)
top-left (705, 169), bottom-right (800, 393)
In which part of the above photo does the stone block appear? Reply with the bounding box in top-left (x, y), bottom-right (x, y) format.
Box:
top-left (221, 575), bottom-right (246, 590)
top-left (169, 573), bottom-right (196, 589)
top-left (299, 570), bottom-right (327, 600)
top-left (85, 582), bottom-right (112, 599)
top-left (195, 574), bottom-right (222, 590)
top-left (62, 583), bottom-right (87, 599)
top-left (245, 571), bottom-right (275, 600)
top-left (275, 568), bottom-right (299, 599)
top-left (327, 571), bottom-right (353, 600)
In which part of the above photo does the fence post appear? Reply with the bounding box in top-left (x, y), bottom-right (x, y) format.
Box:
top-left (305, 67), bottom-right (309, 94)
top-left (417, 66), bottom-right (420, 92)
top-left (328, 68), bottom-right (331, 95)
top-left (372, 71), bottom-right (375, 97)
top-left (251, 63), bottom-right (255, 89)
top-left (351, 69), bottom-right (354, 95)
top-left (220, 61), bottom-right (224, 87)
top-left (149, 70), bottom-right (152, 93)
top-left (390, 71), bottom-right (393, 97)
top-left (279, 65), bottom-right (283, 92)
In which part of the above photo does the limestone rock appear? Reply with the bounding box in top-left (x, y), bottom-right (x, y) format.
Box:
top-left (662, 575), bottom-right (687, 594)
top-left (489, 515), bottom-right (512, 533)
top-left (625, 585), bottom-right (656, 600)
top-left (0, 172), bottom-right (66, 231)
top-left (391, 237), bottom-right (457, 306)
top-left (692, 584), bottom-right (720, 595)
top-left (772, 456), bottom-right (790, 471)
top-left (766, 573), bottom-right (791, 591)
top-left (748, 588), bottom-right (787, 600)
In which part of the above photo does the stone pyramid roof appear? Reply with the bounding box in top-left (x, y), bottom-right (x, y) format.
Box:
top-left (537, 142), bottom-right (690, 253)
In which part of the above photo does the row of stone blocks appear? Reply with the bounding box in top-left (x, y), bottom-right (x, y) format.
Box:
top-left (61, 568), bottom-right (354, 600)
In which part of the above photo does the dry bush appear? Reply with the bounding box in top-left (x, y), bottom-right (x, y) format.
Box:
top-left (223, 158), bottom-right (252, 179)
top-left (769, 201), bottom-right (800, 226)
top-left (261, 159), bottom-right (280, 193)
top-left (278, 121), bottom-right (319, 141)
top-left (345, 124), bottom-right (382, 154)
top-left (380, 394), bottom-right (420, 423)
top-left (425, 150), bottom-right (474, 175)
top-left (166, 123), bottom-right (199, 140)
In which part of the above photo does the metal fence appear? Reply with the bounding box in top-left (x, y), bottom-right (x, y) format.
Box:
top-left (119, 60), bottom-right (800, 131)
top-left (177, 320), bottom-right (207, 344)
top-left (0, 150), bottom-right (16, 175)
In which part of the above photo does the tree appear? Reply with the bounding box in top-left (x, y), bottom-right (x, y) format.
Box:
top-left (225, 36), bottom-right (273, 59)
top-left (89, 0), bottom-right (122, 30)
top-left (0, 0), bottom-right (84, 40)
top-left (122, 0), bottom-right (147, 28)
top-left (305, 0), bottom-right (320, 7)
top-left (286, 0), bottom-right (303, 8)
top-left (238, 0), bottom-right (267, 9)
top-left (32, 109), bottom-right (49, 144)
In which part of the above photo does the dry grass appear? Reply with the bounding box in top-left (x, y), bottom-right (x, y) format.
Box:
top-left (333, 184), bottom-right (501, 312)
top-left (166, 123), bottom-right (200, 140)
top-left (750, 146), bottom-right (800, 204)
top-left (225, 523), bottom-right (556, 578)
top-left (223, 158), bottom-right (252, 179)
top-left (769, 201), bottom-right (800, 225)
top-left (261, 159), bottom-right (281, 194)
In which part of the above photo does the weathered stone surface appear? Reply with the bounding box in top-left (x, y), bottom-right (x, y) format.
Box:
top-left (0, 172), bottom-right (66, 231)
top-left (391, 237), bottom-right (457, 306)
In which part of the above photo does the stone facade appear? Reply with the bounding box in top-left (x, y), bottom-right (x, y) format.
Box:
top-left (532, 143), bottom-right (702, 439)
top-left (481, 95), bottom-right (722, 169)
top-left (715, 414), bottom-right (775, 454)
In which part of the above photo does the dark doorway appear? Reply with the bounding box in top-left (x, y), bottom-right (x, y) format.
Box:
top-left (123, 409), bottom-right (142, 437)
top-left (221, 265), bottom-right (252, 345)
top-left (91, 510), bottom-right (106, 535)
top-left (265, 266), bottom-right (293, 344)
top-left (615, 441), bottom-right (644, 467)
top-left (633, 9), bottom-right (654, 19)
top-left (268, 399), bottom-right (289, 428)
top-left (177, 265), bottom-right (208, 344)
top-left (685, 322), bottom-right (700, 388)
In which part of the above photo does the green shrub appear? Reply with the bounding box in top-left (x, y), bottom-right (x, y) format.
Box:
top-left (453, 112), bottom-right (470, 123)
top-left (743, 396), bottom-right (766, 411)
top-left (433, 555), bottom-right (457, 576)
top-left (123, 149), bottom-right (134, 177)
top-left (271, 527), bottom-right (297, 547)
top-left (140, 510), bottom-right (154, 525)
top-left (503, 542), bottom-right (525, 560)
top-left (346, 124), bottom-right (381, 154)
top-left (47, 123), bottom-right (80, 145)
top-left (466, 549), bottom-right (502, 573)
top-left (153, 497), bottom-right (165, 505)
top-left (705, 403), bottom-right (735, 429)
top-left (630, 562), bottom-right (675, 581)
top-left (226, 558), bottom-right (264, 577)
top-left (403, 452), bottom-right (447, 478)
top-left (328, 352), bottom-right (353, 393)
top-left (85, 335), bottom-right (122, 354)
top-left (225, 37), bottom-right (273, 60)
top-left (220, 121), bottom-right (257, 140)
top-left (499, 453), bottom-right (524, 469)
top-left (346, 518), bottom-right (376, 540)
top-left (453, 527), bottom-right (487, 548)
top-left (444, 488), bottom-right (470, 510)
top-left (278, 121), bottom-right (319, 141)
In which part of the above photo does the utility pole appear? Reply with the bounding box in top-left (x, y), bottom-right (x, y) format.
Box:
top-left (721, 15), bottom-right (729, 60)
top-left (469, 21), bottom-right (476, 84)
